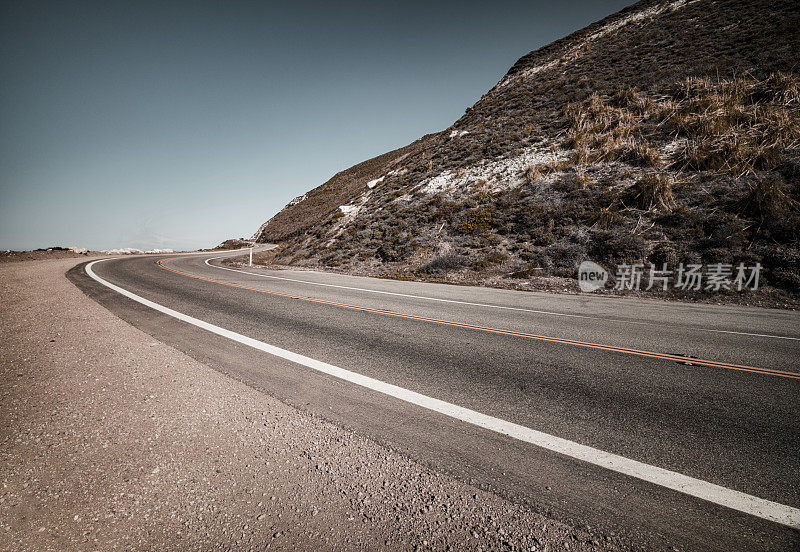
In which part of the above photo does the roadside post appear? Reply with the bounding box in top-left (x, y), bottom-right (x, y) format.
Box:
top-left (249, 246), bottom-right (253, 266)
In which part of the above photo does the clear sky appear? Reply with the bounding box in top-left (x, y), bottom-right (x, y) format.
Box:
top-left (0, 0), bottom-right (632, 251)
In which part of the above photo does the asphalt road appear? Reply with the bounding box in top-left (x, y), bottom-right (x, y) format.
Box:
top-left (68, 249), bottom-right (800, 551)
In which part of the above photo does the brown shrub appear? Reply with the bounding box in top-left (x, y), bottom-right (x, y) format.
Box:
top-left (628, 173), bottom-right (675, 211)
top-left (472, 251), bottom-right (509, 272)
top-left (741, 176), bottom-right (797, 219)
top-left (458, 208), bottom-right (494, 235)
top-left (680, 135), bottom-right (783, 174)
top-left (470, 178), bottom-right (491, 199)
top-left (524, 164), bottom-right (543, 184)
top-left (621, 141), bottom-right (663, 167)
top-left (593, 206), bottom-right (622, 228)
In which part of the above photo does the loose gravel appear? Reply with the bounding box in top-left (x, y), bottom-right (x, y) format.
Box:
top-left (0, 257), bottom-right (619, 551)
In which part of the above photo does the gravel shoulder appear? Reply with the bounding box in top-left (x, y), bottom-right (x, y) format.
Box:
top-left (0, 257), bottom-right (617, 551)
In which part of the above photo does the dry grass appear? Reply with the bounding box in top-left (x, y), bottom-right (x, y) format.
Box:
top-left (628, 173), bottom-right (675, 211)
top-left (593, 206), bottom-right (622, 228)
top-left (564, 94), bottom-right (635, 152)
top-left (680, 135), bottom-right (784, 173)
top-left (667, 74), bottom-right (800, 174)
top-left (523, 164), bottom-right (544, 184)
top-left (562, 73), bottom-right (800, 176)
top-left (564, 93), bottom-right (661, 166)
top-left (741, 176), bottom-right (797, 219)
top-left (622, 142), bottom-right (663, 167)
top-left (470, 178), bottom-right (492, 199)
top-left (524, 158), bottom-right (571, 184)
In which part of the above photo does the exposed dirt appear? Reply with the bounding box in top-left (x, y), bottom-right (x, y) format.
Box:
top-left (0, 258), bottom-right (621, 551)
top-left (0, 250), bottom-right (91, 264)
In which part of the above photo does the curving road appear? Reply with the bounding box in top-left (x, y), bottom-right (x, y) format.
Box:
top-left (67, 248), bottom-right (800, 551)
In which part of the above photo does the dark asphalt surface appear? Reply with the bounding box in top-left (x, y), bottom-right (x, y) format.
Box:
top-left (68, 250), bottom-right (800, 551)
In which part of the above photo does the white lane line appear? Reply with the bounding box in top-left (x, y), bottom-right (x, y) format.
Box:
top-left (202, 257), bottom-right (800, 342)
top-left (202, 257), bottom-right (623, 321)
top-left (86, 258), bottom-right (800, 528)
top-left (703, 328), bottom-right (800, 340)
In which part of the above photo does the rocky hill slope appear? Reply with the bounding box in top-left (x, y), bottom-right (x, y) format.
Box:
top-left (253, 0), bottom-right (800, 300)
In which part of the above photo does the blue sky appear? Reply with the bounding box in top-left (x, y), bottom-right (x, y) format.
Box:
top-left (0, 0), bottom-right (632, 251)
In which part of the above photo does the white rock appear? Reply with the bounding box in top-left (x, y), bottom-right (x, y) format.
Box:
top-left (101, 248), bottom-right (144, 255)
top-left (419, 144), bottom-right (567, 194)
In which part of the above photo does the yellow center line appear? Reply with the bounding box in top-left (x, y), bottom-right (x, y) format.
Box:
top-left (156, 258), bottom-right (799, 381)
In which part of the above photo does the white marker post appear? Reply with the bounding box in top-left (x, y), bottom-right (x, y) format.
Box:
top-left (249, 246), bottom-right (253, 266)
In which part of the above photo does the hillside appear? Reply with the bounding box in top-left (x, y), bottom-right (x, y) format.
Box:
top-left (252, 0), bottom-right (800, 303)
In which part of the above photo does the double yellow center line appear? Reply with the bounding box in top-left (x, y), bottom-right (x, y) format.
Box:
top-left (157, 259), bottom-right (799, 381)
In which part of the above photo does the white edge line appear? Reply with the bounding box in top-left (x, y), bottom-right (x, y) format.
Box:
top-left (702, 328), bottom-right (800, 340)
top-left (86, 258), bottom-right (800, 529)
top-left (203, 257), bottom-right (800, 342)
